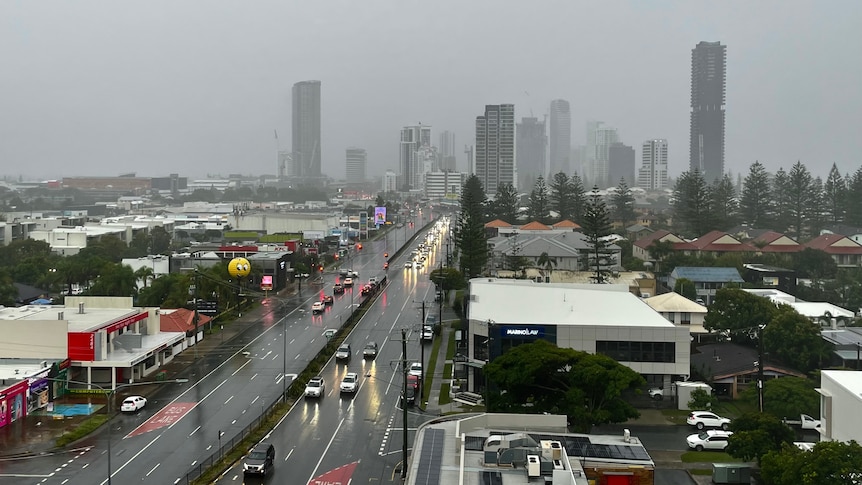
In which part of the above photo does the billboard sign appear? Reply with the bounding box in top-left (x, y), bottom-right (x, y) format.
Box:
top-left (260, 275), bottom-right (273, 291)
top-left (374, 206), bottom-right (387, 226)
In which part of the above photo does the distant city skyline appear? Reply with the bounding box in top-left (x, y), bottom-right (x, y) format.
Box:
top-left (1, 2), bottom-right (859, 182)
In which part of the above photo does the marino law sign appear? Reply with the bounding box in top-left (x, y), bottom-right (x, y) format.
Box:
top-left (501, 326), bottom-right (544, 338)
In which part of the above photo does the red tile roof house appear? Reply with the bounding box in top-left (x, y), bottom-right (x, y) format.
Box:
top-left (484, 219), bottom-right (513, 238)
top-left (749, 231), bottom-right (802, 257)
top-left (159, 308), bottom-right (212, 350)
top-left (804, 234), bottom-right (862, 268)
top-left (682, 230), bottom-right (759, 258)
top-left (632, 229), bottom-right (686, 262)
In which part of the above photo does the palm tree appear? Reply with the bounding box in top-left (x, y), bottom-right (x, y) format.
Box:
top-left (134, 266), bottom-right (155, 289)
top-left (537, 252), bottom-right (557, 281)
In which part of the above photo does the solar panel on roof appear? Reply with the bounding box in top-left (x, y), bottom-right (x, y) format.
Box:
top-left (415, 428), bottom-right (445, 485)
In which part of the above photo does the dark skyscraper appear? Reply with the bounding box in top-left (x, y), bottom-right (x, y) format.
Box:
top-left (292, 80), bottom-right (322, 178)
top-left (516, 117), bottom-right (546, 191)
top-left (689, 41), bottom-right (726, 183)
top-left (608, 142), bottom-right (635, 187)
top-left (549, 99), bottom-right (571, 176)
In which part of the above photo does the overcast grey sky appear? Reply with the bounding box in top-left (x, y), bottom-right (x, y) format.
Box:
top-left (2, 0), bottom-right (860, 182)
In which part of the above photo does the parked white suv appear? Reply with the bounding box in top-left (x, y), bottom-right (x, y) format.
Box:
top-left (687, 411), bottom-right (731, 430)
top-left (686, 430), bottom-right (733, 451)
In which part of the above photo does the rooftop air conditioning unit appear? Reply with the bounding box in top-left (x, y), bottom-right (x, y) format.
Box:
top-left (553, 459), bottom-right (564, 470)
top-left (526, 455), bottom-right (540, 478)
top-left (624, 429), bottom-right (631, 443)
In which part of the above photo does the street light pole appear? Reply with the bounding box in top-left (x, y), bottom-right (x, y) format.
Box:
top-left (43, 377), bottom-right (188, 485)
top-left (757, 324), bottom-right (765, 413)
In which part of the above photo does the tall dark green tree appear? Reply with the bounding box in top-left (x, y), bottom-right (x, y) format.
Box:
top-left (672, 169), bottom-right (712, 237)
top-left (740, 161), bottom-right (773, 228)
top-left (823, 163), bottom-right (847, 224)
top-left (846, 167), bottom-right (862, 226)
top-left (581, 186), bottom-right (615, 283)
top-left (454, 175), bottom-right (489, 278)
top-left (610, 178), bottom-right (636, 228)
top-left (771, 168), bottom-right (792, 233)
top-left (489, 182), bottom-right (520, 224)
top-left (786, 161), bottom-right (814, 240)
top-left (527, 176), bottom-right (550, 223)
top-left (807, 176), bottom-right (826, 237)
top-left (710, 174), bottom-right (739, 231)
top-left (570, 174), bottom-right (588, 224)
top-left (549, 172), bottom-right (573, 221)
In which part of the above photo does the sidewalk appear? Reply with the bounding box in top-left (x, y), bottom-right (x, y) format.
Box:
top-left (0, 284), bottom-right (298, 459)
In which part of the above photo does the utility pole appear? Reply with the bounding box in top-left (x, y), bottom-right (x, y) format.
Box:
top-left (438, 259), bottom-right (443, 326)
top-left (401, 327), bottom-right (409, 479)
top-left (757, 325), bottom-right (765, 413)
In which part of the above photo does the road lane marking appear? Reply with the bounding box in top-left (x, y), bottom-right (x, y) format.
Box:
top-left (103, 434), bottom-right (161, 485)
top-left (145, 463), bottom-right (160, 476)
top-left (305, 417), bottom-right (346, 484)
top-left (251, 395), bottom-right (260, 404)
top-left (189, 426), bottom-right (201, 437)
top-left (224, 396), bottom-right (233, 405)
top-left (231, 358), bottom-right (252, 376)
top-left (284, 447), bottom-right (294, 461)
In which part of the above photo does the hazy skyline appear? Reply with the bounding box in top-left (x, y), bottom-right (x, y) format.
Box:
top-left (2, 1), bottom-right (861, 183)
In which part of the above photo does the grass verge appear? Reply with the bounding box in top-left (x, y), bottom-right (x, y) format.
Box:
top-left (659, 408), bottom-right (691, 425)
top-left (439, 383), bottom-right (452, 405)
top-left (445, 330), bottom-right (457, 360)
top-left (422, 337), bottom-right (443, 406)
top-left (56, 415), bottom-right (109, 447)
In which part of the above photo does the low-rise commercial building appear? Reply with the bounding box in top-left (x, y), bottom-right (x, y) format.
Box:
top-left (466, 278), bottom-right (691, 394)
top-left (818, 370), bottom-right (862, 443)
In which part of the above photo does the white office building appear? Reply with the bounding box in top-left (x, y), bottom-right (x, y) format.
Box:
top-left (475, 104), bottom-right (515, 196)
top-left (465, 279), bottom-right (691, 395)
top-left (638, 139), bottom-right (669, 190)
top-left (382, 170), bottom-right (397, 193)
top-left (424, 171), bottom-right (467, 200)
top-left (345, 147), bottom-right (367, 185)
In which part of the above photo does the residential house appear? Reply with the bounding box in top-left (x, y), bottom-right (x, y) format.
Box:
top-left (821, 224), bottom-right (862, 246)
top-left (680, 230), bottom-right (758, 258)
top-left (743, 288), bottom-right (855, 325)
top-left (489, 231), bottom-right (620, 272)
top-left (804, 234), bottom-right (862, 268)
top-left (484, 219), bottom-right (513, 238)
top-left (159, 308), bottom-right (211, 349)
top-left (667, 267), bottom-right (744, 306)
top-left (691, 342), bottom-right (805, 398)
top-left (749, 231), bottom-right (801, 257)
top-left (742, 263), bottom-right (797, 295)
top-left (818, 370), bottom-right (862, 443)
top-left (820, 328), bottom-right (862, 369)
top-left (632, 229), bottom-right (685, 262)
top-left (643, 292), bottom-right (709, 337)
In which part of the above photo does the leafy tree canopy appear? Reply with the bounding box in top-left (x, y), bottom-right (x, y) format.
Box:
top-left (727, 412), bottom-right (795, 464)
top-left (484, 339), bottom-right (644, 432)
top-left (760, 440), bottom-right (862, 485)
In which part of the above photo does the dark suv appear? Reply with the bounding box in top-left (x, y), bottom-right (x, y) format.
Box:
top-left (243, 442), bottom-right (275, 476)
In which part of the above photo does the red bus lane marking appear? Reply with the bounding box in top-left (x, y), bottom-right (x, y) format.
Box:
top-left (125, 402), bottom-right (197, 439)
top-left (308, 461), bottom-right (359, 485)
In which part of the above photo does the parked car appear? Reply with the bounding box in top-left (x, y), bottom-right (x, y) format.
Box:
top-left (333, 283), bottom-right (345, 294)
top-left (686, 430), bottom-right (733, 451)
top-left (648, 387), bottom-right (665, 400)
top-left (335, 344), bottom-right (352, 361)
top-left (363, 342), bottom-right (378, 359)
top-left (120, 396), bottom-right (147, 412)
top-left (340, 372), bottom-right (359, 394)
top-left (304, 376), bottom-right (325, 398)
top-left (687, 411), bottom-right (731, 430)
top-left (243, 442), bottom-right (275, 476)
top-left (311, 301), bottom-right (325, 314)
top-left (409, 362), bottom-right (423, 378)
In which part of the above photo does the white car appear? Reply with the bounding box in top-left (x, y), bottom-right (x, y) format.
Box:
top-left (409, 362), bottom-right (423, 378)
top-left (340, 372), bottom-right (359, 393)
top-left (120, 395), bottom-right (147, 412)
top-left (343, 277), bottom-right (354, 287)
top-left (404, 261), bottom-right (413, 268)
top-left (305, 377), bottom-right (325, 398)
top-left (422, 325), bottom-right (433, 341)
top-left (686, 430), bottom-right (733, 451)
top-left (369, 277), bottom-right (378, 285)
top-left (311, 301), bottom-right (325, 314)
top-left (687, 411), bottom-right (731, 430)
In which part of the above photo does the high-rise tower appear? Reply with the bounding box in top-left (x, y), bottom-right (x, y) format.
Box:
top-left (549, 99), bottom-right (571, 176)
top-left (639, 139), bottom-right (669, 190)
top-left (475, 104), bottom-right (515, 195)
top-left (399, 124), bottom-right (432, 191)
top-left (689, 41), bottom-right (726, 183)
top-left (292, 80), bottom-right (322, 178)
top-left (516, 117), bottom-right (546, 190)
top-left (345, 148), bottom-right (366, 185)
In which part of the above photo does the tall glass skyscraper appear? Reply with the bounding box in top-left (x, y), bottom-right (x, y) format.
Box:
top-left (292, 80), bottom-right (322, 178)
top-left (689, 41), bottom-right (726, 183)
top-left (475, 104), bottom-right (515, 196)
top-left (549, 99), bottom-right (571, 176)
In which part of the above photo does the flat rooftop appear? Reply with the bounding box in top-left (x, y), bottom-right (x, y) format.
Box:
top-left (0, 304), bottom-right (140, 332)
top-left (468, 278), bottom-right (674, 328)
top-left (407, 413), bottom-right (653, 485)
